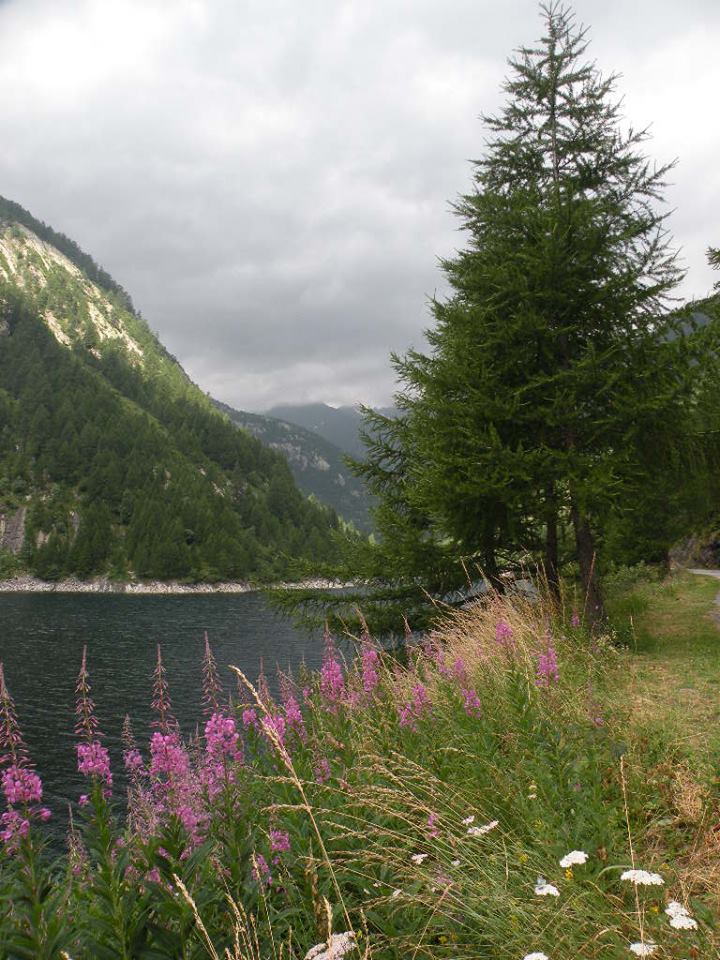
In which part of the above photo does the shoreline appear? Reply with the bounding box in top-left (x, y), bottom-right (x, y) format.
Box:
top-left (0, 575), bottom-right (346, 595)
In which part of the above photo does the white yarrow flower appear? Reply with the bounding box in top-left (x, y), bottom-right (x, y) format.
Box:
top-left (620, 869), bottom-right (664, 886)
top-left (410, 852), bottom-right (428, 864)
top-left (450, 859), bottom-right (461, 867)
top-left (559, 850), bottom-right (588, 868)
top-left (628, 943), bottom-right (657, 956)
top-left (467, 819), bottom-right (499, 836)
top-left (304, 931), bottom-right (356, 960)
top-left (461, 815), bottom-right (475, 826)
top-left (669, 913), bottom-right (697, 930)
top-left (534, 877), bottom-right (560, 897)
top-left (391, 888), bottom-right (401, 898)
top-left (664, 901), bottom-right (697, 929)
top-left (522, 953), bottom-right (549, 960)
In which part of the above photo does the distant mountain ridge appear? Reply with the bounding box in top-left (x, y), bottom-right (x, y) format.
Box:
top-left (0, 196), bottom-right (340, 582)
top-left (214, 401), bottom-right (374, 532)
top-left (266, 402), bottom-right (399, 459)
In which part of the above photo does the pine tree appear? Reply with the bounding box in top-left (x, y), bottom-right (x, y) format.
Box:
top-left (277, 2), bottom-right (712, 633)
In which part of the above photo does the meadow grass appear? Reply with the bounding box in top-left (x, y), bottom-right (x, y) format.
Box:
top-left (1, 586), bottom-right (718, 959)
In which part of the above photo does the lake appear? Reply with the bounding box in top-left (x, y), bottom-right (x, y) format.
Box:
top-left (0, 592), bottom-right (324, 830)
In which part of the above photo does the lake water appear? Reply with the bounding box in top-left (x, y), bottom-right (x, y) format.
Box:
top-left (0, 592), bottom-right (324, 829)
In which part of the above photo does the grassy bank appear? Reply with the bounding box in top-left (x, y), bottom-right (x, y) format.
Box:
top-left (1, 585), bottom-right (718, 958)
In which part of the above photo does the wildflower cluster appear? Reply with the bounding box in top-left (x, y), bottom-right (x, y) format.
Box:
top-left (0, 598), bottom-right (713, 958)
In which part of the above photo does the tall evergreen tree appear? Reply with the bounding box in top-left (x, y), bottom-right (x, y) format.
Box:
top-left (277, 3), bottom-right (711, 633)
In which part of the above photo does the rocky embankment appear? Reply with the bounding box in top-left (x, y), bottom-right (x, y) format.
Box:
top-left (0, 575), bottom-right (345, 594)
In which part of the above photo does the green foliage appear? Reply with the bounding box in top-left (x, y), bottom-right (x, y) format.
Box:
top-left (0, 282), bottom-right (340, 582)
top-left (0, 194), bottom-right (135, 313)
top-left (282, 4), bottom-right (719, 632)
top-left (1, 593), bottom-right (717, 956)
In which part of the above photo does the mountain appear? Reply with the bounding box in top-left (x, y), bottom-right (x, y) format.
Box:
top-left (265, 402), bottom-right (399, 459)
top-left (0, 196), bottom-right (340, 582)
top-left (265, 403), bottom-right (368, 458)
top-left (213, 400), bottom-right (373, 532)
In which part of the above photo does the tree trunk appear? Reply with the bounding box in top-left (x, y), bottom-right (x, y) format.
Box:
top-left (544, 484), bottom-right (561, 603)
top-left (569, 499), bottom-right (605, 628)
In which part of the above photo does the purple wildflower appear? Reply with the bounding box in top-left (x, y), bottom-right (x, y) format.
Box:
top-left (278, 673), bottom-right (306, 740)
top-left (427, 812), bottom-right (439, 838)
top-left (203, 712), bottom-right (242, 798)
top-left (149, 732), bottom-right (190, 780)
top-left (495, 620), bottom-right (514, 648)
top-left (0, 668), bottom-right (49, 848)
top-left (253, 852), bottom-right (272, 886)
top-left (461, 688), bottom-right (482, 718)
top-left (75, 649), bottom-right (112, 794)
top-left (536, 643), bottom-right (560, 687)
top-left (571, 611), bottom-right (581, 628)
top-left (2, 766), bottom-right (42, 806)
top-left (320, 624), bottom-right (345, 708)
top-left (77, 741), bottom-right (113, 787)
top-left (361, 642), bottom-right (380, 695)
top-left (314, 758), bottom-right (331, 783)
top-left (398, 683), bottom-right (432, 730)
top-left (270, 829), bottom-right (291, 864)
top-left (242, 708), bottom-right (259, 729)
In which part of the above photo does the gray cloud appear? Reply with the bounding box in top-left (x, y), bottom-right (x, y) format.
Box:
top-left (1, 0), bottom-right (718, 410)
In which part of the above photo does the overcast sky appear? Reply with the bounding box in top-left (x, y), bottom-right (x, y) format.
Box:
top-left (1, 0), bottom-right (718, 411)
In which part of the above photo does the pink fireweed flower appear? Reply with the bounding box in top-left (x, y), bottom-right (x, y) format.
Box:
top-left (495, 620), bottom-right (514, 647)
top-left (151, 646), bottom-right (176, 734)
top-left (203, 712), bottom-right (243, 796)
top-left (320, 625), bottom-right (345, 707)
top-left (205, 713), bottom-right (242, 764)
top-left (242, 708), bottom-right (259, 728)
top-left (270, 829), bottom-right (291, 863)
top-left (536, 643), bottom-right (559, 687)
top-left (77, 741), bottom-right (113, 788)
top-left (398, 683), bottom-right (432, 729)
top-left (461, 688), bottom-right (482, 718)
top-left (279, 675), bottom-right (307, 740)
top-left (0, 809), bottom-right (30, 850)
top-left (149, 731), bottom-right (190, 780)
top-left (571, 611), bottom-right (581, 628)
top-left (252, 852), bottom-right (272, 886)
top-left (314, 758), bottom-right (331, 783)
top-left (124, 748), bottom-right (144, 776)
top-left (361, 642), bottom-right (380, 695)
top-left (427, 812), bottom-right (439, 838)
top-left (201, 632), bottom-right (223, 717)
top-left (2, 765), bottom-right (43, 806)
top-left (0, 663), bottom-right (28, 767)
top-left (75, 646), bottom-right (101, 742)
top-left (452, 658), bottom-right (468, 683)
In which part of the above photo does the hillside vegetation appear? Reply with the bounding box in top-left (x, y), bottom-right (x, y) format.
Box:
top-left (0, 203), bottom-right (341, 582)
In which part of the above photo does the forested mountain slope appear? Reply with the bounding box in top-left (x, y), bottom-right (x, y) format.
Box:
top-left (0, 198), bottom-right (340, 582)
top-left (214, 400), bottom-right (373, 533)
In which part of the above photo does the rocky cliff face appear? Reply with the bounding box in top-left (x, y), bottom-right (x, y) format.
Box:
top-left (0, 507), bottom-right (26, 555)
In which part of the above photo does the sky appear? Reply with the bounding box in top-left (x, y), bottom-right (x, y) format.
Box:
top-left (0, 0), bottom-right (718, 411)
